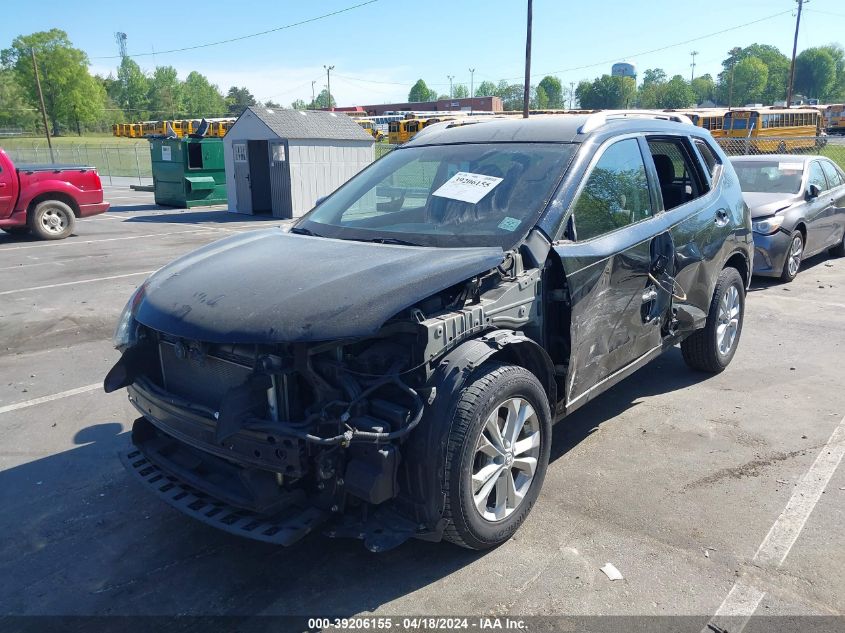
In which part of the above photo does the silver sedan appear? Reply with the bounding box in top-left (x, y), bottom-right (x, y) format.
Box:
top-left (731, 155), bottom-right (845, 282)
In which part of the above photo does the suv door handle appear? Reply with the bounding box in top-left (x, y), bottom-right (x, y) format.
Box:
top-left (642, 287), bottom-right (658, 304)
top-left (715, 208), bottom-right (729, 226)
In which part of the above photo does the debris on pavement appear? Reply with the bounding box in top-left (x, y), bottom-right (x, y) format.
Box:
top-left (600, 562), bottom-right (624, 581)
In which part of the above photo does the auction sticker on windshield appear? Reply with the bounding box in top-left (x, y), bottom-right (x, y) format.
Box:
top-left (432, 172), bottom-right (504, 204)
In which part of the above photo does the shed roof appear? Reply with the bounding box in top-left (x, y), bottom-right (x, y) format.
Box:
top-left (238, 106), bottom-right (374, 142)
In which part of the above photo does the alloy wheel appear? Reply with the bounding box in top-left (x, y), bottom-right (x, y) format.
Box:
top-left (787, 235), bottom-right (803, 278)
top-left (471, 397), bottom-right (541, 522)
top-left (717, 284), bottom-right (741, 356)
top-left (40, 207), bottom-right (68, 235)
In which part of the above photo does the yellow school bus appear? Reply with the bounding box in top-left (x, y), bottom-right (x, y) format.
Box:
top-left (112, 123), bottom-right (122, 137)
top-left (667, 109), bottom-right (727, 138)
top-left (388, 118), bottom-right (426, 144)
top-left (722, 107), bottom-right (822, 152)
top-left (356, 118), bottom-right (385, 141)
top-left (208, 119), bottom-right (235, 137)
top-left (824, 104), bottom-right (845, 134)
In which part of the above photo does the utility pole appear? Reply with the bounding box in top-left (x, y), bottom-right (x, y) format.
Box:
top-left (30, 47), bottom-right (53, 163)
top-left (522, 0), bottom-right (532, 118)
top-left (690, 50), bottom-right (698, 82)
top-left (569, 82), bottom-right (575, 109)
top-left (447, 75), bottom-right (454, 99)
top-left (786, 0), bottom-right (806, 108)
top-left (311, 81), bottom-right (316, 109)
top-left (324, 65), bottom-right (335, 110)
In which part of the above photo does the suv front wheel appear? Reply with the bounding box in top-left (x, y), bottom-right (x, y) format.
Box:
top-left (681, 267), bottom-right (745, 373)
top-left (442, 362), bottom-right (551, 550)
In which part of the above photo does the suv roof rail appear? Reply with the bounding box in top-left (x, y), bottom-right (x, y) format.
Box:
top-left (578, 110), bottom-right (694, 134)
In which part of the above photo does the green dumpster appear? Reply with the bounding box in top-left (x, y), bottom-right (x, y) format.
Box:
top-left (149, 137), bottom-right (227, 208)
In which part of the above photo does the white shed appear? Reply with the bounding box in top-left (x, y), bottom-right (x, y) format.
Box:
top-left (223, 107), bottom-right (375, 218)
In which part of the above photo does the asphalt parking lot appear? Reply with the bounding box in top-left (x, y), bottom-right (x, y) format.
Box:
top-left (0, 185), bottom-right (843, 628)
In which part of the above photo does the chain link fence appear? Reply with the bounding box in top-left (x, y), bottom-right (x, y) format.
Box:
top-left (716, 136), bottom-right (845, 170)
top-left (3, 143), bottom-right (152, 184)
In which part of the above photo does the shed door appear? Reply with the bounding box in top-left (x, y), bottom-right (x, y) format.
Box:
top-left (269, 140), bottom-right (292, 219)
top-left (232, 142), bottom-right (252, 214)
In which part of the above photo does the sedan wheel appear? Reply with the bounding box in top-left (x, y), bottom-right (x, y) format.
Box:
top-left (781, 233), bottom-right (803, 282)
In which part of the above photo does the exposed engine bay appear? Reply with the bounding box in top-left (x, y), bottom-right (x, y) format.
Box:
top-left (108, 249), bottom-right (546, 550)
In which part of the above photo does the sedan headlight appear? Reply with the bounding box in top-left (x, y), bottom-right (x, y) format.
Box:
top-left (751, 215), bottom-right (786, 235)
top-left (113, 282), bottom-right (147, 351)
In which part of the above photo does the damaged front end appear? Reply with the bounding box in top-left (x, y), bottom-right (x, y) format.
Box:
top-left (106, 248), bottom-right (546, 551)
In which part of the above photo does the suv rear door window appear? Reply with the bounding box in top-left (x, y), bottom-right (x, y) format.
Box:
top-left (647, 137), bottom-right (708, 210)
top-left (571, 138), bottom-right (651, 241)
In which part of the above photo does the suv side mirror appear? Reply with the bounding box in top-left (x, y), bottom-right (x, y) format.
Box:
top-left (807, 183), bottom-right (821, 199)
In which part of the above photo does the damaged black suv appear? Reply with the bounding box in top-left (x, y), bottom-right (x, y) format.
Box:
top-left (106, 112), bottom-right (752, 551)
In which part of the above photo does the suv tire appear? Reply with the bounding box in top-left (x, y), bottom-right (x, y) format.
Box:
top-left (29, 199), bottom-right (75, 240)
top-left (442, 362), bottom-right (551, 550)
top-left (681, 267), bottom-right (745, 373)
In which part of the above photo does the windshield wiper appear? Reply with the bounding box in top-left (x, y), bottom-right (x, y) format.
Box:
top-left (290, 226), bottom-right (322, 237)
top-left (359, 237), bottom-right (425, 247)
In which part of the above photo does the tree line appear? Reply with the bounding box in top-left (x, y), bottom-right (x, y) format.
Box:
top-left (406, 42), bottom-right (845, 110)
top-left (0, 29), bottom-right (277, 136)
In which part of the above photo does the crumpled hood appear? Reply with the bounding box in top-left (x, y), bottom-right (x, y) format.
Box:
top-left (135, 229), bottom-right (504, 343)
top-left (742, 192), bottom-right (800, 219)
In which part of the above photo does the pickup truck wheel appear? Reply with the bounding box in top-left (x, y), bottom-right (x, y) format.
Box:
top-left (29, 200), bottom-right (75, 240)
top-left (442, 362), bottom-right (551, 550)
top-left (681, 267), bottom-right (745, 373)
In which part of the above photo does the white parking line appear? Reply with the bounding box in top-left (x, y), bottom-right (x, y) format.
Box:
top-left (0, 229), bottom-right (217, 252)
top-left (0, 270), bottom-right (154, 296)
top-left (0, 383), bottom-right (103, 415)
top-left (704, 413), bottom-right (845, 632)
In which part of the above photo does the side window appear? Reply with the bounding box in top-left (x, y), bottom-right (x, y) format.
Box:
top-left (820, 161), bottom-right (843, 188)
top-left (571, 138), bottom-right (651, 241)
top-left (807, 161), bottom-right (829, 192)
top-left (693, 138), bottom-right (721, 180)
top-left (647, 137), bottom-right (708, 210)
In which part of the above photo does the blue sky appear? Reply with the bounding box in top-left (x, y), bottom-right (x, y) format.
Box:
top-left (3, 0), bottom-right (844, 106)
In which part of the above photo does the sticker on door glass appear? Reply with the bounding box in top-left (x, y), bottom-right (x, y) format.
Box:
top-left (431, 171), bottom-right (503, 204)
top-left (498, 216), bottom-right (521, 232)
top-left (778, 162), bottom-right (803, 171)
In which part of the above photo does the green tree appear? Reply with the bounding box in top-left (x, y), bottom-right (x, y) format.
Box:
top-left (538, 75), bottom-right (563, 108)
top-left (794, 48), bottom-right (836, 100)
top-left (717, 44), bottom-right (789, 105)
top-left (148, 65), bottom-right (182, 119)
top-left (0, 68), bottom-right (38, 132)
top-left (408, 79), bottom-right (435, 103)
top-left (225, 86), bottom-right (257, 116)
top-left (1, 29), bottom-right (106, 134)
top-left (690, 74), bottom-right (715, 104)
top-left (182, 71), bottom-right (225, 117)
top-left (264, 100), bottom-right (281, 108)
top-left (532, 85), bottom-right (549, 109)
top-left (576, 75), bottom-right (636, 109)
top-left (819, 44), bottom-right (845, 100)
top-left (474, 80), bottom-right (497, 97)
top-left (657, 75), bottom-right (696, 108)
top-left (289, 99), bottom-right (306, 110)
top-left (116, 57), bottom-right (149, 118)
top-left (641, 68), bottom-right (667, 88)
top-left (494, 80), bottom-right (525, 110)
top-left (731, 57), bottom-right (768, 105)
top-left (310, 88), bottom-right (336, 109)
top-left (452, 83), bottom-right (469, 98)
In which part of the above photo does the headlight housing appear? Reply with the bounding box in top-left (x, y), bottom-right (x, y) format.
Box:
top-left (113, 282), bottom-right (146, 352)
top-left (751, 215), bottom-right (786, 235)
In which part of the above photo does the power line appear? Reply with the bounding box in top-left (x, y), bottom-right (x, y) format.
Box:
top-left (90, 1), bottom-right (379, 59)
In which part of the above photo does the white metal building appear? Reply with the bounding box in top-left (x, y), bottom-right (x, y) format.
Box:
top-left (223, 107), bottom-right (375, 218)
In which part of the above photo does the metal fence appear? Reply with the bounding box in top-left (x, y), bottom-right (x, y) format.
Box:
top-left (716, 136), bottom-right (845, 170)
top-left (4, 144), bottom-right (152, 184)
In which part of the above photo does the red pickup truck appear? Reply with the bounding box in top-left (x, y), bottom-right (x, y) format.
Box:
top-left (0, 148), bottom-right (110, 240)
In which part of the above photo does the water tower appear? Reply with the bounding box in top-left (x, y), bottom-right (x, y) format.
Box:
top-left (611, 62), bottom-right (637, 80)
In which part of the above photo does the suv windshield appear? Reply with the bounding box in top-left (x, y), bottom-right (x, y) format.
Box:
top-left (296, 142), bottom-right (576, 248)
